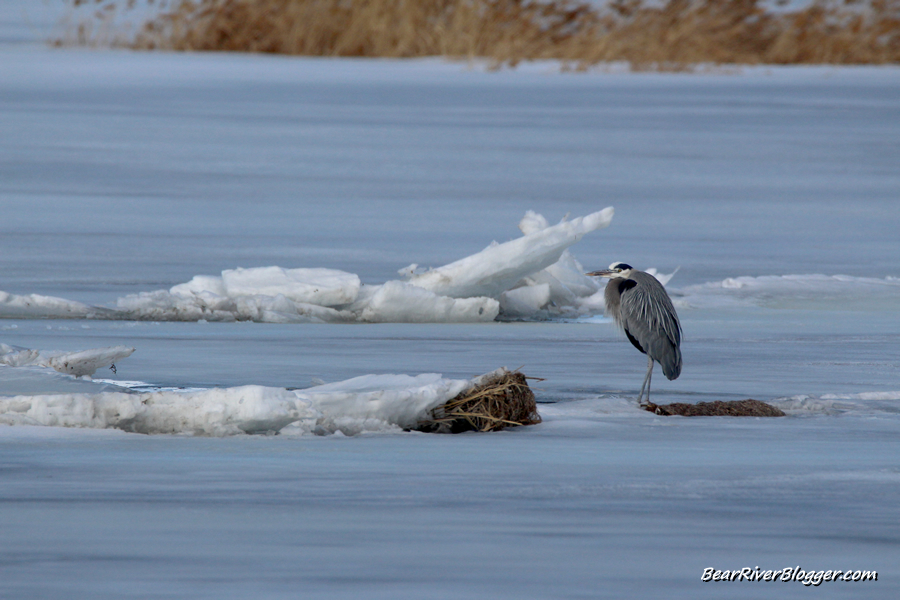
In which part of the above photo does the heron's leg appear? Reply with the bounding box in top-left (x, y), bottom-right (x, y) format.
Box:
top-left (637, 355), bottom-right (653, 405)
top-left (637, 371), bottom-right (648, 404)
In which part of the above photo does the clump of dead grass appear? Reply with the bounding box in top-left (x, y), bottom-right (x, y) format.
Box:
top-left (417, 368), bottom-right (542, 433)
top-left (589, 0), bottom-right (900, 67)
top-left (645, 398), bottom-right (786, 416)
top-left (58, 1), bottom-right (900, 68)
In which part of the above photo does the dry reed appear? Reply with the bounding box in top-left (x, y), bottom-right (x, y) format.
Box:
top-left (60, 0), bottom-right (900, 67)
top-left (417, 368), bottom-right (542, 433)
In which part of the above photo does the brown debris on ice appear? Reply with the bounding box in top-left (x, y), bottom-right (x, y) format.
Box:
top-left (645, 399), bottom-right (785, 417)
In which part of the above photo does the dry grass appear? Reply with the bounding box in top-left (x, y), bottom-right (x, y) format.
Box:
top-left (646, 398), bottom-right (786, 416)
top-left (59, 1), bottom-right (900, 67)
top-left (417, 368), bottom-right (542, 433)
top-left (590, 0), bottom-right (900, 67)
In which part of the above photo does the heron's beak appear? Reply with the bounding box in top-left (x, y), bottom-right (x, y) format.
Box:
top-left (585, 270), bottom-right (615, 278)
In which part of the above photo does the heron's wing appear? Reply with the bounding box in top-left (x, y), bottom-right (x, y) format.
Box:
top-left (619, 273), bottom-right (682, 380)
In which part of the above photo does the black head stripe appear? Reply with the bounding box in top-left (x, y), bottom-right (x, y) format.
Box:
top-left (612, 262), bottom-right (633, 271)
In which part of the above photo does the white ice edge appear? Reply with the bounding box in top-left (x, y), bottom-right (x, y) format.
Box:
top-left (771, 391), bottom-right (900, 416)
top-left (0, 368), bottom-right (513, 437)
top-left (671, 274), bottom-right (900, 311)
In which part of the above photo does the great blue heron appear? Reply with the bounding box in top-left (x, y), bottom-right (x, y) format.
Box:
top-left (586, 262), bottom-right (682, 406)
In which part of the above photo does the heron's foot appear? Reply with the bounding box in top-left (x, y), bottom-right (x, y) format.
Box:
top-left (640, 401), bottom-right (661, 414)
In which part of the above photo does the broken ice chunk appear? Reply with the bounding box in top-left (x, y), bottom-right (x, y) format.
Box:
top-left (360, 281), bottom-right (499, 323)
top-left (47, 346), bottom-right (136, 378)
top-left (407, 207), bottom-right (613, 299)
top-left (0, 291), bottom-right (96, 319)
top-left (500, 284), bottom-right (552, 318)
top-left (170, 275), bottom-right (227, 297)
top-left (221, 267), bottom-right (360, 306)
top-left (298, 373), bottom-right (470, 433)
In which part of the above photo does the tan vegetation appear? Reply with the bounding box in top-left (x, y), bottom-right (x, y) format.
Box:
top-left (61, 0), bottom-right (900, 68)
top-left (417, 369), bottom-right (542, 433)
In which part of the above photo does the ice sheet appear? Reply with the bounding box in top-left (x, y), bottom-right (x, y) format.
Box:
top-left (1, 13), bottom-right (899, 598)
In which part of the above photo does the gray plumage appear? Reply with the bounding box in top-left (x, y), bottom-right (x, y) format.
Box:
top-left (587, 262), bottom-right (682, 405)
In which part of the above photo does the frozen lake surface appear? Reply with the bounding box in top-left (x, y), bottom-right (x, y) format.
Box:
top-left (2, 6), bottom-right (900, 598)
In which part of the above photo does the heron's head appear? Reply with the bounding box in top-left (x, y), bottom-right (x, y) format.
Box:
top-left (585, 262), bottom-right (634, 279)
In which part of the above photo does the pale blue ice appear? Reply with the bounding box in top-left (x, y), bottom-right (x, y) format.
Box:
top-left (1, 3), bottom-right (899, 598)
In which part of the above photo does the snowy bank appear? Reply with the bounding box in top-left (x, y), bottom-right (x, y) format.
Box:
top-left (0, 209), bottom-right (613, 324)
